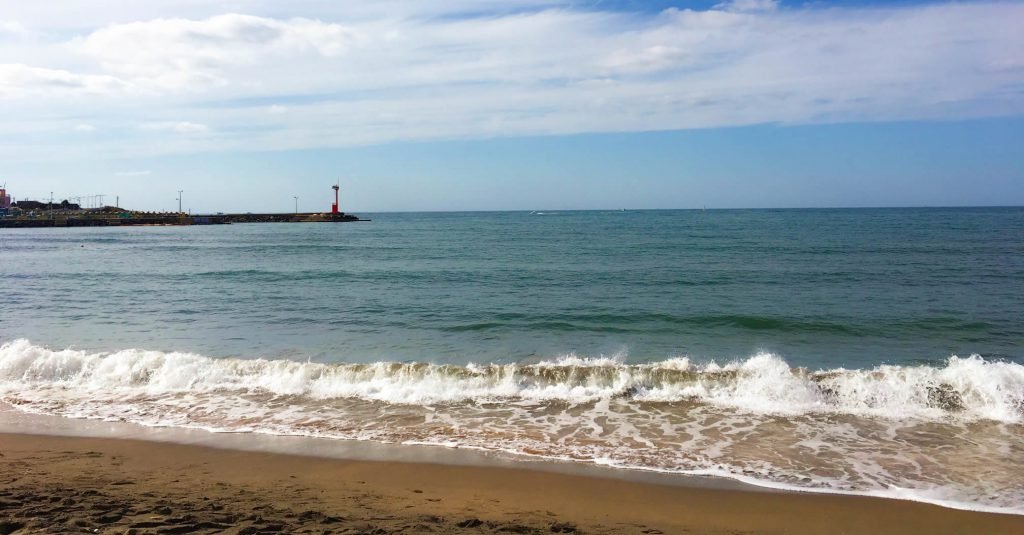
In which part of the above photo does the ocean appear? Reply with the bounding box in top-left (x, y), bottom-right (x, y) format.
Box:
top-left (2, 208), bottom-right (1023, 513)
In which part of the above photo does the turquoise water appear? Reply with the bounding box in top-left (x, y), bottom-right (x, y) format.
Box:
top-left (2, 208), bottom-right (1022, 366)
top-left (2, 208), bottom-right (1023, 512)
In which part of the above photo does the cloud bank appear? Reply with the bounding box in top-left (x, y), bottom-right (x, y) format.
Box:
top-left (0, 1), bottom-right (1022, 159)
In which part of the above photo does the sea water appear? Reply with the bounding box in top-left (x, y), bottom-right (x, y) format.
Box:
top-left (1, 208), bottom-right (1022, 512)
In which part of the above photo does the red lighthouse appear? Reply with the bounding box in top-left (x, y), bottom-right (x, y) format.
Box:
top-left (331, 182), bottom-right (340, 214)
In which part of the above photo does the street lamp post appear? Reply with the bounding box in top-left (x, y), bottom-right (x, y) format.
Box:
top-left (294, 196), bottom-right (298, 214)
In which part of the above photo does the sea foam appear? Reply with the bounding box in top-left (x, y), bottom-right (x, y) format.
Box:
top-left (4, 339), bottom-right (1024, 515)
top-left (2, 339), bottom-right (1021, 422)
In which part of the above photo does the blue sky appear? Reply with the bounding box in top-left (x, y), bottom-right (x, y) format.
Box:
top-left (1, 0), bottom-right (1022, 212)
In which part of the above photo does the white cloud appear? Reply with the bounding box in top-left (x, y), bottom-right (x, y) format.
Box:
top-left (115, 170), bottom-right (151, 176)
top-left (0, 1), bottom-right (1021, 159)
top-left (714, 0), bottom-right (779, 13)
top-left (74, 123), bottom-right (96, 132)
top-left (75, 14), bottom-right (360, 90)
top-left (142, 121), bottom-right (210, 133)
top-left (0, 63), bottom-right (126, 98)
top-left (0, 20), bottom-right (29, 38)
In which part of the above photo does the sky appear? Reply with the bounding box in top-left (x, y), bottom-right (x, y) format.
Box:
top-left (0, 0), bottom-right (1022, 212)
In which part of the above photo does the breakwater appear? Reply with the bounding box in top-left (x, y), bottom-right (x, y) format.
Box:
top-left (213, 212), bottom-right (367, 224)
top-left (0, 212), bottom-right (367, 228)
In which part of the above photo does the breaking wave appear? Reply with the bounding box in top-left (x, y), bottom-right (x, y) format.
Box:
top-left (4, 339), bottom-right (1024, 515)
top-left (2, 339), bottom-right (1022, 422)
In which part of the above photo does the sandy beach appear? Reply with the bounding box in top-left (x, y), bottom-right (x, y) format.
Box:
top-left (5, 0), bottom-right (1024, 528)
top-left (1, 433), bottom-right (1020, 534)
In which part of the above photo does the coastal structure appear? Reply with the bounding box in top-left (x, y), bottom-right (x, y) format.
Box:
top-left (13, 200), bottom-right (81, 211)
top-left (0, 183), bottom-right (367, 228)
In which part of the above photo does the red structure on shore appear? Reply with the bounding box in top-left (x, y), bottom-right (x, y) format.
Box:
top-left (0, 187), bottom-right (11, 209)
top-left (331, 182), bottom-right (340, 214)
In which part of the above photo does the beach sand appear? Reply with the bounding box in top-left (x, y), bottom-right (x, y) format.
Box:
top-left (1, 432), bottom-right (1021, 534)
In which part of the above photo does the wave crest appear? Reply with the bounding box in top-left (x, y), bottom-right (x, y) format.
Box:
top-left (2, 339), bottom-right (1022, 422)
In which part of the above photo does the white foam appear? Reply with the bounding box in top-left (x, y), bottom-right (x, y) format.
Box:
top-left (534, 350), bottom-right (627, 368)
top-left (3, 339), bottom-right (1024, 515)
top-left (2, 340), bottom-right (1022, 422)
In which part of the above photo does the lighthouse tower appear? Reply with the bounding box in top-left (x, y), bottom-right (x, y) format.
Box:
top-left (331, 182), bottom-right (340, 214)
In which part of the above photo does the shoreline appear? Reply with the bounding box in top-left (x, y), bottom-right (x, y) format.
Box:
top-left (3, 337), bottom-right (1024, 522)
top-left (3, 432), bottom-right (1023, 534)
top-left (0, 406), bottom-right (759, 493)
top-left (2, 408), bottom-right (1024, 534)
top-left (0, 395), bottom-right (1022, 518)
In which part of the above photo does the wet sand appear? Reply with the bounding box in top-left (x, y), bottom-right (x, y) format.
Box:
top-left (1, 433), bottom-right (1022, 534)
